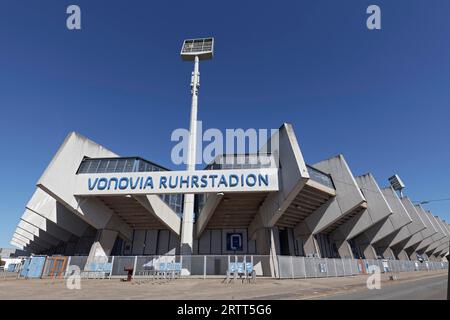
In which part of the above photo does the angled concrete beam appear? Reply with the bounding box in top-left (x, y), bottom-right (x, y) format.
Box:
top-left (400, 197), bottom-right (426, 235)
top-left (417, 237), bottom-right (438, 253)
top-left (387, 227), bottom-right (413, 248)
top-left (422, 217), bottom-right (448, 253)
top-left (12, 234), bottom-right (29, 246)
top-left (35, 132), bottom-right (132, 241)
top-left (293, 155), bottom-right (366, 258)
top-left (26, 188), bottom-right (90, 237)
top-left (426, 237), bottom-right (448, 255)
top-left (334, 173), bottom-right (392, 241)
top-left (18, 220), bottom-right (60, 247)
top-left (16, 226), bottom-right (55, 250)
top-left (362, 186), bottom-right (413, 259)
top-left (433, 241), bottom-right (449, 256)
top-left (416, 210), bottom-right (443, 251)
top-left (21, 208), bottom-right (72, 242)
top-left (194, 193), bottom-right (223, 238)
top-left (400, 198), bottom-right (429, 249)
top-left (15, 227), bottom-right (35, 242)
top-left (134, 195), bottom-right (182, 236)
top-left (248, 124), bottom-right (311, 243)
top-left (86, 229), bottom-right (118, 265)
top-left (256, 123), bottom-right (310, 228)
top-left (376, 187), bottom-right (412, 242)
top-left (423, 220), bottom-right (449, 254)
top-left (414, 205), bottom-right (438, 239)
top-left (433, 217), bottom-right (448, 236)
top-left (10, 241), bottom-right (24, 250)
top-left (296, 155), bottom-right (366, 236)
top-left (404, 232), bottom-right (424, 250)
top-left (386, 197), bottom-right (427, 250)
top-left (11, 238), bottom-right (27, 249)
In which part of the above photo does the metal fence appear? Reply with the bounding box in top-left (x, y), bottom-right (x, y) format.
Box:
top-left (13, 255), bottom-right (448, 280)
top-left (277, 256), bottom-right (448, 279)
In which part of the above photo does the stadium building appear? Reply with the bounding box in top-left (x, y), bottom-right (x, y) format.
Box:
top-left (9, 124), bottom-right (449, 267)
top-left (9, 37), bottom-right (449, 277)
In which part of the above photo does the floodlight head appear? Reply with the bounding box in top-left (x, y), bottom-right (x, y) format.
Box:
top-left (388, 174), bottom-right (405, 191)
top-left (181, 37), bottom-right (214, 61)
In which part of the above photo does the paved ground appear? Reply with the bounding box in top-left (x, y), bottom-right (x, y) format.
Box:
top-left (322, 274), bottom-right (447, 300)
top-left (0, 270), bottom-right (447, 300)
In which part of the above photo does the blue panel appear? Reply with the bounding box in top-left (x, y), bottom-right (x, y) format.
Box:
top-left (26, 256), bottom-right (46, 278)
top-left (7, 264), bottom-right (16, 272)
top-left (20, 258), bottom-right (31, 277)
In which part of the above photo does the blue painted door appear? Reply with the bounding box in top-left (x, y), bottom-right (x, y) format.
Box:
top-left (20, 258), bottom-right (31, 277)
top-left (27, 256), bottom-right (47, 278)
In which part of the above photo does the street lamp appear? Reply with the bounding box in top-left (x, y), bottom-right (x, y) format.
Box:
top-left (179, 38), bottom-right (214, 261)
top-left (388, 174), bottom-right (405, 197)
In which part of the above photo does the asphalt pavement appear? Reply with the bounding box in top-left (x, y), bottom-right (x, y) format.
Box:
top-left (322, 274), bottom-right (448, 300)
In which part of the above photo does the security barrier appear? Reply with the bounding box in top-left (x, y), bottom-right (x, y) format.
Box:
top-left (11, 255), bottom-right (448, 280)
top-left (277, 256), bottom-right (448, 279)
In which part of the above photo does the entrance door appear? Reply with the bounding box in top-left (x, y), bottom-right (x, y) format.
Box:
top-left (48, 257), bottom-right (68, 278)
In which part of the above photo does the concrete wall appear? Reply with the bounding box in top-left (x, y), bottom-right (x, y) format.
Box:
top-left (129, 229), bottom-right (180, 255)
top-left (375, 187), bottom-right (412, 243)
top-left (294, 155), bottom-right (365, 258)
top-left (393, 197), bottom-right (427, 251)
top-left (196, 228), bottom-right (257, 255)
top-left (417, 212), bottom-right (446, 252)
top-left (356, 187), bottom-right (412, 258)
top-left (307, 155), bottom-right (366, 234)
top-left (250, 123), bottom-right (309, 231)
top-left (36, 132), bottom-right (133, 241)
top-left (334, 173), bottom-right (392, 242)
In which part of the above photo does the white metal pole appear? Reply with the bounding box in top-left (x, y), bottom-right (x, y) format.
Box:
top-left (180, 55), bottom-right (200, 274)
top-left (132, 256), bottom-right (137, 279)
top-left (203, 255), bottom-right (206, 279)
top-left (109, 256), bottom-right (114, 280)
top-left (65, 256), bottom-right (71, 279)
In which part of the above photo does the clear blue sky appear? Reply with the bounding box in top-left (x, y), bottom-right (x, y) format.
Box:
top-left (1, 1), bottom-right (450, 248)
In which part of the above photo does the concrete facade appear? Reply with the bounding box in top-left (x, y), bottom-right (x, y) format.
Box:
top-left (9, 125), bottom-right (449, 266)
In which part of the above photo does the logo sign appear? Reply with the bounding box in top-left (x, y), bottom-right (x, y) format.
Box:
top-left (75, 168), bottom-right (278, 195)
top-left (227, 233), bottom-right (243, 251)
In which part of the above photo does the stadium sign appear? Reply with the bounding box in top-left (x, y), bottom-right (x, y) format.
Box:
top-left (74, 168), bottom-right (279, 195)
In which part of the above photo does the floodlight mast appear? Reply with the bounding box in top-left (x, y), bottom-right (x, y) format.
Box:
top-left (180, 55), bottom-right (199, 258)
top-left (179, 38), bottom-right (214, 269)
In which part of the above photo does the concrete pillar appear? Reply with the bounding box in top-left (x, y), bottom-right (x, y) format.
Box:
top-left (86, 229), bottom-right (118, 267)
top-left (382, 247), bottom-right (395, 260)
top-left (409, 251), bottom-right (418, 260)
top-left (299, 234), bottom-right (318, 257)
top-left (295, 222), bottom-right (319, 256)
top-left (363, 245), bottom-right (377, 259)
top-left (397, 250), bottom-right (410, 261)
top-left (255, 227), bottom-right (280, 278)
top-left (269, 228), bottom-right (280, 278)
top-left (336, 240), bottom-right (354, 259)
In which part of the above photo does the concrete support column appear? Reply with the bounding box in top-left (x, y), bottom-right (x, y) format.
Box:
top-left (409, 251), bottom-right (418, 261)
top-left (299, 234), bottom-right (318, 257)
top-left (255, 227), bottom-right (281, 278)
top-left (86, 229), bottom-right (118, 268)
top-left (363, 245), bottom-right (377, 259)
top-left (269, 228), bottom-right (280, 278)
top-left (397, 250), bottom-right (410, 261)
top-left (336, 240), bottom-right (354, 259)
top-left (382, 247), bottom-right (395, 260)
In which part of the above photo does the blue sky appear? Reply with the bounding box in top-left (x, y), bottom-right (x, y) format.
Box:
top-left (1, 1), bottom-right (450, 248)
